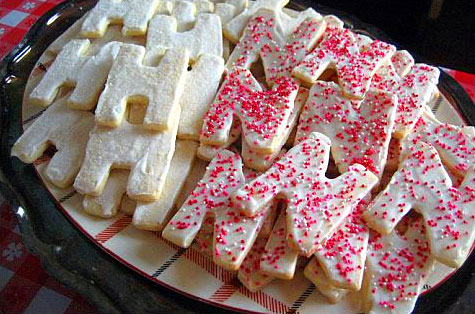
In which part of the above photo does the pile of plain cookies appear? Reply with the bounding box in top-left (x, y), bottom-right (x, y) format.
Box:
top-left (11, 0), bottom-right (475, 312)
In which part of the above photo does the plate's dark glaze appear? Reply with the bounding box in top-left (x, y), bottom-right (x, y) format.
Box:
top-left (0, 1), bottom-right (473, 313)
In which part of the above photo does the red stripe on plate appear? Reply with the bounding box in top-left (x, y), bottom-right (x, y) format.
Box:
top-left (95, 215), bottom-right (132, 243)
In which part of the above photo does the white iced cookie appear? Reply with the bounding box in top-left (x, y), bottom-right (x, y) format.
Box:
top-left (260, 211), bottom-right (299, 279)
top-left (168, 0), bottom-right (214, 32)
top-left (94, 44), bottom-right (189, 131)
top-left (363, 141), bottom-right (475, 268)
top-left (233, 132), bottom-right (378, 256)
top-left (145, 13), bottom-right (222, 64)
top-left (293, 21), bottom-right (395, 99)
top-left (200, 67), bottom-right (298, 154)
top-left (295, 81), bottom-right (397, 179)
top-left (163, 150), bottom-right (274, 270)
top-left (238, 237), bottom-right (275, 292)
top-left (196, 120), bottom-right (241, 160)
top-left (400, 106), bottom-right (475, 177)
top-left (372, 59), bottom-right (439, 138)
top-left (12, 96), bottom-right (95, 188)
top-left (83, 170), bottom-right (129, 218)
top-left (314, 201), bottom-right (369, 290)
top-left (364, 219), bottom-right (436, 314)
top-left (132, 140), bottom-right (198, 230)
top-left (390, 50), bottom-right (415, 78)
top-left (226, 8), bottom-right (324, 86)
top-left (74, 105), bottom-right (180, 201)
top-left (304, 258), bottom-right (349, 304)
top-left (30, 40), bottom-right (90, 107)
top-left (81, 0), bottom-right (159, 37)
top-left (177, 54), bottom-right (225, 140)
top-left (68, 41), bottom-right (122, 110)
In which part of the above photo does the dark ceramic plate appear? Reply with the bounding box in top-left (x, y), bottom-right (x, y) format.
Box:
top-left (0, 0), bottom-right (474, 313)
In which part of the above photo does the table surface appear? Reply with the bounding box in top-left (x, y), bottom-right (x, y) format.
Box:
top-left (0, 1), bottom-right (473, 313)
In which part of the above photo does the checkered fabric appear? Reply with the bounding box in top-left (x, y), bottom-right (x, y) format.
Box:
top-left (0, 0), bottom-right (473, 313)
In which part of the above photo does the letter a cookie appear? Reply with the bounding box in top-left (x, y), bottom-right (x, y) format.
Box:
top-left (233, 132), bottom-right (378, 256)
top-left (74, 105), bottom-right (180, 201)
top-left (364, 141), bottom-right (475, 268)
top-left (295, 81), bottom-right (397, 178)
top-left (363, 219), bottom-right (436, 314)
top-left (95, 44), bottom-right (189, 131)
top-left (12, 96), bottom-right (95, 188)
top-left (200, 67), bottom-right (298, 154)
top-left (293, 22), bottom-right (395, 99)
top-left (81, 0), bottom-right (159, 37)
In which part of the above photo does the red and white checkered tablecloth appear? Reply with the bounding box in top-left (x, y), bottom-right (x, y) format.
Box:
top-left (0, 1), bottom-right (474, 313)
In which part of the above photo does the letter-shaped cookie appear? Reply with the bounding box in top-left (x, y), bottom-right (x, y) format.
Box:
top-left (238, 237), bottom-right (275, 291)
top-left (295, 81), bottom-right (397, 178)
top-left (233, 132), bottom-right (378, 256)
top-left (74, 105), bottom-right (180, 201)
top-left (163, 150), bottom-right (274, 270)
top-left (363, 219), bottom-right (436, 314)
top-left (95, 45), bottom-right (189, 130)
top-left (145, 13), bottom-right (222, 63)
top-left (82, 140), bottom-right (198, 221)
top-left (12, 96), bottom-right (95, 188)
top-left (314, 200), bottom-right (369, 290)
top-left (304, 258), bottom-right (349, 304)
top-left (30, 40), bottom-right (90, 107)
top-left (226, 8), bottom-right (324, 85)
top-left (178, 54), bottom-right (225, 140)
top-left (293, 23), bottom-right (395, 99)
top-left (363, 141), bottom-right (475, 268)
top-left (260, 211), bottom-right (299, 279)
top-left (81, 0), bottom-right (159, 37)
top-left (401, 106), bottom-right (475, 177)
top-left (372, 60), bottom-right (439, 138)
top-left (200, 67), bottom-right (298, 154)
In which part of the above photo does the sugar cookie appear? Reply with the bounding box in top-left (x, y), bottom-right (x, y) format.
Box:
top-left (30, 40), bottom-right (90, 107)
top-left (260, 211), bottom-right (299, 279)
top-left (94, 45), bottom-right (189, 130)
top-left (233, 132), bottom-right (378, 256)
top-left (81, 0), bottom-right (159, 37)
top-left (363, 141), bottom-right (475, 268)
top-left (145, 13), bottom-right (222, 64)
top-left (238, 237), bottom-right (275, 291)
top-left (400, 106), bottom-right (475, 177)
top-left (74, 105), bottom-right (180, 201)
top-left (226, 8), bottom-right (324, 85)
top-left (293, 21), bottom-right (395, 99)
top-left (200, 67), bottom-right (298, 154)
top-left (12, 96), bottom-right (95, 188)
top-left (363, 219), bottom-right (436, 313)
top-left (295, 81), bottom-right (397, 178)
top-left (304, 258), bottom-right (349, 303)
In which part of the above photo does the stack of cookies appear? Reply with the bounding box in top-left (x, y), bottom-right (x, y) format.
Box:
top-left (11, 0), bottom-right (475, 313)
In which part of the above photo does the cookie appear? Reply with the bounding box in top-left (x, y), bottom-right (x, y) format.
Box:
top-left (233, 132), bottom-right (378, 256)
top-left (177, 54), bottom-right (225, 140)
top-left (163, 150), bottom-right (275, 270)
top-left (145, 13), bottom-right (222, 64)
top-left (293, 19), bottom-right (395, 99)
top-left (295, 81), bottom-right (397, 179)
top-left (81, 0), bottom-right (159, 37)
top-left (12, 96), bottom-right (95, 188)
top-left (226, 8), bottom-right (324, 85)
top-left (363, 219), bottom-right (435, 313)
top-left (314, 200), bottom-right (369, 290)
top-left (74, 104), bottom-right (180, 201)
top-left (304, 258), bottom-right (349, 304)
top-left (363, 141), bottom-right (475, 268)
top-left (371, 56), bottom-right (439, 138)
top-left (237, 237), bottom-right (275, 292)
top-left (260, 211), bottom-right (299, 279)
top-left (30, 39), bottom-right (90, 107)
top-left (94, 44), bottom-right (189, 130)
top-left (200, 67), bottom-right (298, 154)
top-left (400, 105), bottom-right (475, 177)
